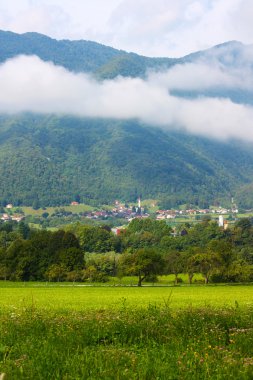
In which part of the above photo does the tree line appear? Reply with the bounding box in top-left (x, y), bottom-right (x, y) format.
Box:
top-left (0, 218), bottom-right (253, 285)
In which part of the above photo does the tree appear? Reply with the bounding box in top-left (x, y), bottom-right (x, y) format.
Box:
top-left (182, 248), bottom-right (199, 284)
top-left (233, 218), bottom-right (253, 246)
top-left (18, 221), bottom-right (30, 239)
top-left (207, 240), bottom-right (234, 267)
top-left (82, 265), bottom-right (108, 283)
top-left (127, 218), bottom-right (172, 238)
top-left (46, 264), bottom-right (67, 282)
top-left (84, 251), bottom-right (118, 276)
top-left (119, 248), bottom-right (164, 287)
top-left (0, 264), bottom-right (10, 280)
top-left (66, 224), bottom-right (116, 252)
top-left (225, 260), bottom-right (253, 282)
top-left (57, 247), bottom-right (84, 271)
top-left (0, 231), bottom-right (10, 249)
top-left (65, 269), bottom-right (83, 282)
top-left (235, 218), bottom-right (252, 231)
top-left (190, 252), bottom-right (221, 284)
top-left (32, 199), bottom-right (40, 210)
top-left (164, 251), bottom-right (184, 284)
top-left (122, 219), bottom-right (172, 250)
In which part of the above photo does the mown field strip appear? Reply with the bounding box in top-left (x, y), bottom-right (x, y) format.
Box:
top-left (1, 283), bottom-right (253, 311)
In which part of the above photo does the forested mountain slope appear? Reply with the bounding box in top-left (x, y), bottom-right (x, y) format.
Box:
top-left (1, 31), bottom-right (253, 207)
top-left (0, 30), bottom-right (176, 78)
top-left (0, 114), bottom-right (252, 207)
top-left (0, 30), bottom-right (251, 84)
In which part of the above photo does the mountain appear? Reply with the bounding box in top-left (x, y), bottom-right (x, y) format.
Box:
top-left (1, 31), bottom-right (251, 82)
top-left (0, 30), bottom-right (253, 208)
top-left (171, 41), bottom-right (253, 105)
top-left (0, 30), bottom-right (177, 78)
top-left (0, 113), bottom-right (253, 208)
top-left (1, 30), bottom-right (252, 105)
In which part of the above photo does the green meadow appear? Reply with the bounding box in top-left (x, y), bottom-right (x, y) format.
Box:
top-left (1, 283), bottom-right (253, 379)
top-left (0, 282), bottom-right (253, 311)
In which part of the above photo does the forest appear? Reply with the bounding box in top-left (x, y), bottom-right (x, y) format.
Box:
top-left (1, 32), bottom-right (253, 208)
top-left (0, 217), bottom-right (253, 285)
top-left (1, 114), bottom-right (253, 208)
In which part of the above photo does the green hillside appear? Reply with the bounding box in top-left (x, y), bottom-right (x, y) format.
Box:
top-left (0, 31), bottom-right (252, 105)
top-left (0, 31), bottom-right (253, 208)
top-left (0, 113), bottom-right (253, 208)
top-left (0, 30), bottom-right (176, 78)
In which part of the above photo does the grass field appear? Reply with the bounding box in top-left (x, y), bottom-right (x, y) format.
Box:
top-left (14, 204), bottom-right (96, 216)
top-left (0, 282), bottom-right (253, 312)
top-left (1, 283), bottom-right (253, 379)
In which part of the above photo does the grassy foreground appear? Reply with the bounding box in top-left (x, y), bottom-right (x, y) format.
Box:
top-left (0, 284), bottom-right (253, 379)
top-left (0, 282), bottom-right (253, 311)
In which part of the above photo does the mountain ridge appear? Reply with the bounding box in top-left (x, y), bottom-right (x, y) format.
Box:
top-left (0, 29), bottom-right (176, 77)
top-left (0, 31), bottom-right (253, 207)
top-left (1, 29), bottom-right (249, 79)
top-left (0, 113), bottom-right (252, 208)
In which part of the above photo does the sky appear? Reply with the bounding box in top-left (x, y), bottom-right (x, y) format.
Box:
top-left (0, 0), bottom-right (252, 57)
top-left (0, 0), bottom-right (253, 142)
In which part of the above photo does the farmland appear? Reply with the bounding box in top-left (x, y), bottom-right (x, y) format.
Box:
top-left (0, 282), bottom-right (253, 311)
top-left (1, 217), bottom-right (253, 378)
top-left (1, 283), bottom-right (253, 379)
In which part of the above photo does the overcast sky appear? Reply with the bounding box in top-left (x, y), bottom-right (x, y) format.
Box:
top-left (0, 0), bottom-right (252, 57)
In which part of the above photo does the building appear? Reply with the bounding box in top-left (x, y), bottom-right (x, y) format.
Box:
top-left (218, 215), bottom-right (224, 228)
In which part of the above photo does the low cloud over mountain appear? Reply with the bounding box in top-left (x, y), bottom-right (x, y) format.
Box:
top-left (1, 42), bottom-right (253, 141)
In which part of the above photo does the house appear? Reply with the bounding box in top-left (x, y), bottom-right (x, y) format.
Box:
top-left (111, 227), bottom-right (126, 235)
top-left (156, 214), bottom-right (166, 220)
top-left (6, 204), bottom-right (13, 209)
top-left (12, 214), bottom-right (24, 222)
top-left (71, 201), bottom-right (79, 206)
top-left (111, 228), bottom-right (121, 236)
top-left (167, 214), bottom-right (176, 219)
top-left (1, 213), bottom-right (11, 221)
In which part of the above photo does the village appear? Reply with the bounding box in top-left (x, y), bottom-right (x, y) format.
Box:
top-left (0, 203), bottom-right (25, 223)
top-left (155, 206), bottom-right (239, 219)
top-left (0, 199), bottom-right (241, 229)
top-left (81, 199), bottom-right (239, 224)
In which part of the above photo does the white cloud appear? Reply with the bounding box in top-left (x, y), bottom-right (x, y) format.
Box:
top-left (0, 0), bottom-right (121, 42)
top-left (0, 54), bottom-right (253, 142)
top-left (0, 0), bottom-right (252, 57)
top-left (150, 62), bottom-right (253, 93)
top-left (97, 0), bottom-right (253, 56)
